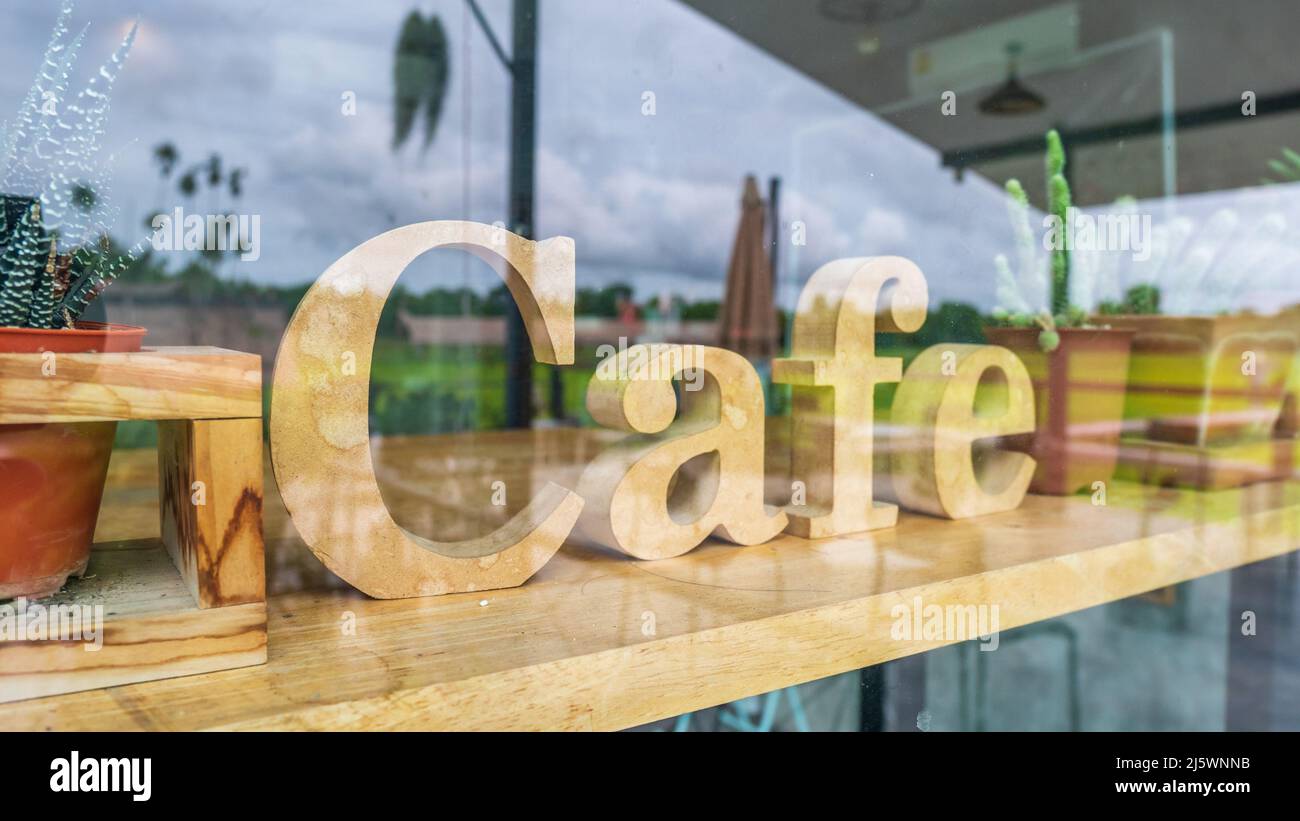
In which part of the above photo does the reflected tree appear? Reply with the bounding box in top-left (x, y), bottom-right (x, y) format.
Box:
top-left (392, 9), bottom-right (450, 152)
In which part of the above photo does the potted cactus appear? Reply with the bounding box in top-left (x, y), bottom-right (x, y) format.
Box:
top-left (984, 129), bottom-right (1135, 495)
top-left (0, 4), bottom-right (144, 599)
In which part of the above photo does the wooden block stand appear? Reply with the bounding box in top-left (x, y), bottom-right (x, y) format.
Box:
top-left (0, 347), bottom-right (265, 703)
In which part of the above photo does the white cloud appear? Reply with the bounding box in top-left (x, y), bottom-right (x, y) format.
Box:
top-left (859, 207), bottom-right (909, 251)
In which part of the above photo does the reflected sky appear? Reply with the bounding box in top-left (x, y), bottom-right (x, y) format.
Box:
top-left (0, 0), bottom-right (1016, 310)
top-left (4, 1), bottom-right (1296, 316)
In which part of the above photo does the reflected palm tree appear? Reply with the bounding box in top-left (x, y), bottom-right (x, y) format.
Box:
top-left (204, 153), bottom-right (222, 214)
top-left (177, 166), bottom-right (198, 199)
top-left (151, 143), bottom-right (178, 176)
top-left (392, 9), bottom-right (450, 153)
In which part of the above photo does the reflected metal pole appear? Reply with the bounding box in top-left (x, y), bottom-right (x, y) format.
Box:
top-left (505, 0), bottom-right (537, 429)
top-left (467, 0), bottom-right (539, 429)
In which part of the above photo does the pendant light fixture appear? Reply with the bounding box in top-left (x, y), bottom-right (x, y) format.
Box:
top-left (979, 41), bottom-right (1046, 115)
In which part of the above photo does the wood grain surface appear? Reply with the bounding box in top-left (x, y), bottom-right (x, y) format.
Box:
top-left (158, 418), bottom-right (265, 608)
top-left (0, 345), bottom-right (267, 703)
top-left (0, 346), bottom-right (261, 423)
top-left (269, 222), bottom-right (582, 597)
top-left (0, 539), bottom-right (266, 703)
top-left (772, 256), bottom-right (927, 537)
top-left (4, 428), bottom-right (1298, 729)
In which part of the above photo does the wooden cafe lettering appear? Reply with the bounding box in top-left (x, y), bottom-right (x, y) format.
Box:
top-left (270, 222), bottom-right (1036, 598)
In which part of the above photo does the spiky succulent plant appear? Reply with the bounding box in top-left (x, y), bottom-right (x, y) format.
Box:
top-left (991, 129), bottom-right (1095, 351)
top-left (0, 1), bottom-right (139, 329)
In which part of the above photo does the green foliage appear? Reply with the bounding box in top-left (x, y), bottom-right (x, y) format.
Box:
top-left (482, 283), bottom-right (513, 317)
top-left (901, 301), bottom-right (986, 347)
top-left (370, 383), bottom-right (477, 436)
top-left (1262, 147), bottom-right (1300, 184)
top-left (680, 299), bottom-right (721, 321)
top-left (987, 306), bottom-right (1061, 351)
top-left (576, 283), bottom-right (634, 318)
top-left (371, 281), bottom-right (663, 324)
top-left (1053, 305), bottom-right (1087, 331)
top-left (1098, 283), bottom-right (1161, 316)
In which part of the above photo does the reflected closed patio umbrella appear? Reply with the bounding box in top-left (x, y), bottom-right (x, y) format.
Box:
top-left (719, 175), bottom-right (778, 360)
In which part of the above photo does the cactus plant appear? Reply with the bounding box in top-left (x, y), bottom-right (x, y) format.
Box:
top-left (0, 1), bottom-right (139, 330)
top-left (1045, 129), bottom-right (1071, 317)
top-left (990, 129), bottom-right (1126, 351)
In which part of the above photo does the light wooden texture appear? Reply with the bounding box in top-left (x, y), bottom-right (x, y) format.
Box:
top-left (5, 430), bottom-right (1299, 730)
top-left (578, 344), bottom-right (786, 559)
top-left (0, 345), bottom-right (266, 703)
top-left (158, 418), bottom-right (265, 608)
top-left (891, 344), bottom-right (1036, 518)
top-left (772, 256), bottom-right (927, 537)
top-left (0, 346), bottom-right (261, 423)
top-left (270, 221), bottom-right (583, 598)
top-left (0, 539), bottom-right (267, 704)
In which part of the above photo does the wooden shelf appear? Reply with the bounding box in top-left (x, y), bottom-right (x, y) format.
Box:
top-left (0, 345), bottom-right (266, 703)
top-left (0, 346), bottom-right (262, 424)
top-left (0, 540), bottom-right (266, 703)
top-left (4, 429), bottom-right (1299, 730)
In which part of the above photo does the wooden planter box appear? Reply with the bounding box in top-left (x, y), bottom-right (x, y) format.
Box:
top-left (1097, 314), bottom-right (1299, 490)
top-left (1099, 314), bottom-right (1296, 445)
top-left (0, 347), bottom-right (266, 703)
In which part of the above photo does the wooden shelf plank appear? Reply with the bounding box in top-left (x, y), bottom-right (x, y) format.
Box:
top-left (0, 346), bottom-right (261, 423)
top-left (0, 540), bottom-right (267, 703)
top-left (4, 431), bottom-right (1298, 730)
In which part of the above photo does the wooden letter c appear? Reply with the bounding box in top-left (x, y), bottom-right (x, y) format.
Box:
top-left (270, 221), bottom-right (583, 598)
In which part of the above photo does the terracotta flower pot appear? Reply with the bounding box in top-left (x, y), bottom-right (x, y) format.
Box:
top-left (0, 322), bottom-right (146, 599)
top-left (1096, 314), bottom-right (1297, 446)
top-left (984, 326), bottom-right (1134, 495)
